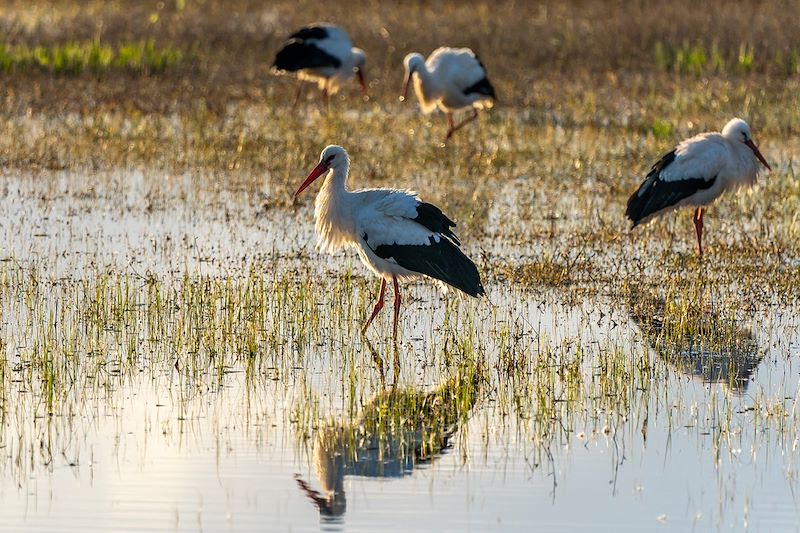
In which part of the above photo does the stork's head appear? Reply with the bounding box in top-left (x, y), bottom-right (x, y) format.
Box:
top-left (722, 118), bottom-right (771, 171)
top-left (351, 48), bottom-right (368, 96)
top-left (400, 53), bottom-right (424, 101)
top-left (294, 145), bottom-right (349, 198)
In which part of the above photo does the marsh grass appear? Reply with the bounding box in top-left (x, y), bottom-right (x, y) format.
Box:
top-left (1, 235), bottom-right (798, 498)
top-left (0, 39), bottom-right (184, 75)
top-left (2, 2), bottom-right (800, 519)
top-left (653, 41), bottom-right (787, 76)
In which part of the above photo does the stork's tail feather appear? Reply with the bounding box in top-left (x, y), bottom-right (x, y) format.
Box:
top-left (424, 238), bottom-right (485, 297)
top-left (433, 239), bottom-right (484, 297)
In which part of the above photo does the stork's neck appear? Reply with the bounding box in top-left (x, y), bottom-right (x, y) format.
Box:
top-left (313, 160), bottom-right (357, 251)
top-left (320, 161), bottom-right (350, 198)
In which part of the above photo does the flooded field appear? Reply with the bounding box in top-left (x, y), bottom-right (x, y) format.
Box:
top-left (3, 1), bottom-right (800, 531)
top-left (2, 164), bottom-right (799, 532)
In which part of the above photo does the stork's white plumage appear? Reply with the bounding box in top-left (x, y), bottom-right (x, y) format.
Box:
top-left (401, 47), bottom-right (496, 140)
top-left (294, 145), bottom-right (484, 338)
top-left (626, 118), bottom-right (771, 255)
top-left (272, 24), bottom-right (367, 104)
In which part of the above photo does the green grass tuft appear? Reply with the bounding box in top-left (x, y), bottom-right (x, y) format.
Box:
top-left (0, 39), bottom-right (184, 75)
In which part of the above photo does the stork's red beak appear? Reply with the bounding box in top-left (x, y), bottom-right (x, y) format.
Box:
top-left (294, 161), bottom-right (329, 198)
top-left (356, 69), bottom-right (368, 97)
top-left (744, 139), bottom-right (771, 171)
top-left (400, 70), bottom-right (412, 102)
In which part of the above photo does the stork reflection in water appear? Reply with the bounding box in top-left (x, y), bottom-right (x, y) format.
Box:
top-left (628, 289), bottom-right (762, 393)
top-left (294, 367), bottom-right (481, 519)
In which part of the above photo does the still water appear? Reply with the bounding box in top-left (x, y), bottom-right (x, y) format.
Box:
top-left (2, 171), bottom-right (799, 532)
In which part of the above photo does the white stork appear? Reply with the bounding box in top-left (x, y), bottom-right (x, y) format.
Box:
top-left (400, 47), bottom-right (496, 141)
top-left (626, 118), bottom-right (771, 256)
top-left (272, 24), bottom-right (367, 105)
top-left (294, 145), bottom-right (485, 338)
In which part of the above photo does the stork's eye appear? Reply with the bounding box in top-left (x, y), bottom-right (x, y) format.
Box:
top-left (325, 155), bottom-right (335, 163)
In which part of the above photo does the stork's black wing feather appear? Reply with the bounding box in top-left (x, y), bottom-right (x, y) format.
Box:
top-left (288, 26), bottom-right (330, 41)
top-left (463, 77), bottom-right (496, 98)
top-left (272, 41), bottom-right (341, 71)
top-left (411, 203), bottom-right (460, 245)
top-left (625, 150), bottom-right (716, 226)
top-left (464, 55), bottom-right (496, 99)
top-left (365, 235), bottom-right (484, 297)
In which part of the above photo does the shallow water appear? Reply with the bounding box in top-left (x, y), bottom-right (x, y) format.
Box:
top-left (2, 171), bottom-right (800, 532)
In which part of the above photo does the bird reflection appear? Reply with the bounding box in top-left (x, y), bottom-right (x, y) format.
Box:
top-left (628, 289), bottom-right (762, 393)
top-left (295, 364), bottom-right (481, 521)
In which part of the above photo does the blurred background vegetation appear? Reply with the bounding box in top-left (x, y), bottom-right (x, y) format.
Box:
top-left (0, 0), bottom-right (798, 179)
top-left (0, 0), bottom-right (798, 112)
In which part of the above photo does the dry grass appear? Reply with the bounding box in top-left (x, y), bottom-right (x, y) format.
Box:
top-left (0, 0), bottom-right (799, 112)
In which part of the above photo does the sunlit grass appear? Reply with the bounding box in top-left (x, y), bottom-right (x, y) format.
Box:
top-left (652, 41), bottom-right (778, 75)
top-left (0, 39), bottom-right (184, 75)
top-left (1, 2), bottom-right (800, 521)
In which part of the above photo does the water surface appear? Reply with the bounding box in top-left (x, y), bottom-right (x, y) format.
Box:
top-left (2, 171), bottom-right (799, 532)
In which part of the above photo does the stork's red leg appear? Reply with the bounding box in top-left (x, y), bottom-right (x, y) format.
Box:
top-left (692, 207), bottom-right (705, 257)
top-left (446, 109), bottom-right (479, 141)
top-left (392, 275), bottom-right (401, 340)
top-left (445, 113), bottom-right (455, 140)
top-left (362, 279), bottom-right (387, 334)
top-left (292, 83), bottom-right (304, 108)
top-left (321, 87), bottom-right (331, 113)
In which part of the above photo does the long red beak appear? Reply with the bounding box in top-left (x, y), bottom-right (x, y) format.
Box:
top-left (294, 161), bottom-right (328, 198)
top-left (356, 69), bottom-right (368, 97)
top-left (400, 70), bottom-right (412, 101)
top-left (744, 140), bottom-right (771, 171)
